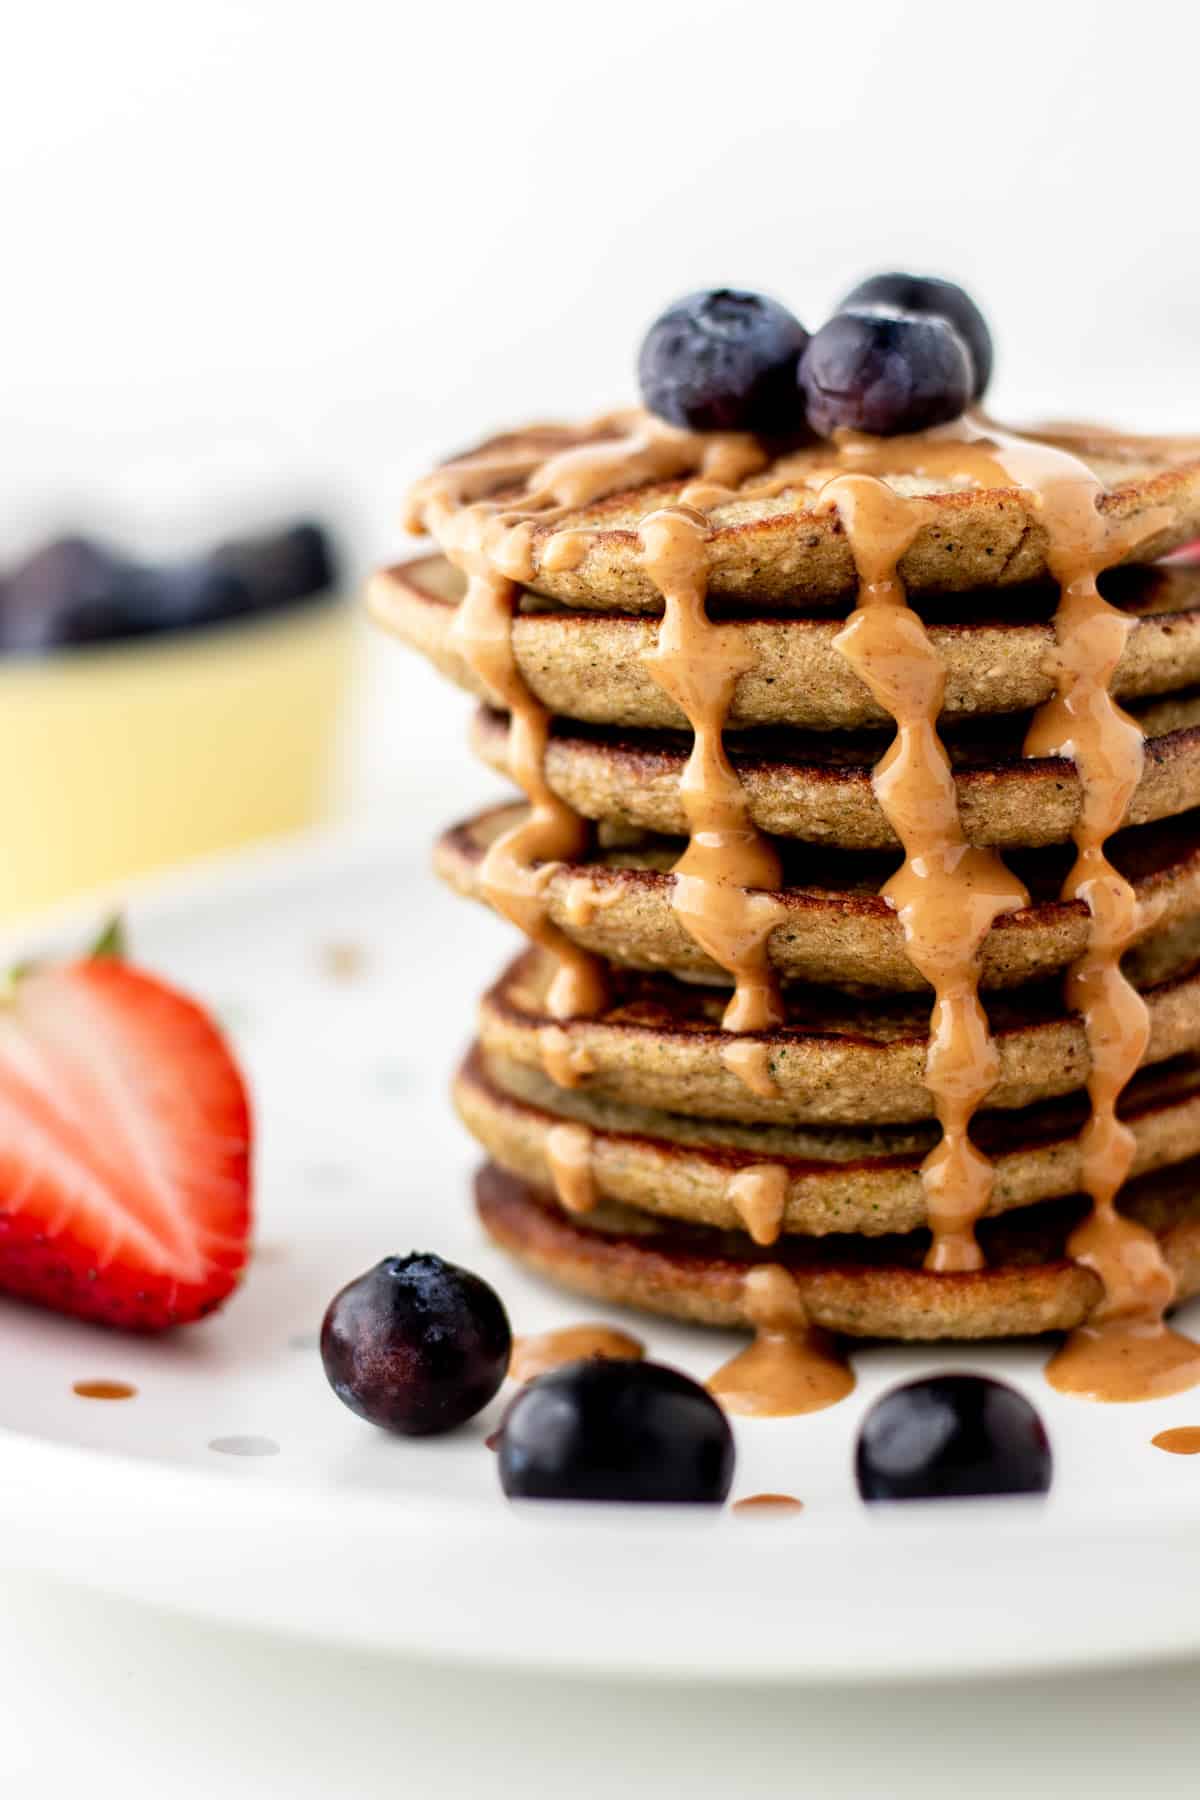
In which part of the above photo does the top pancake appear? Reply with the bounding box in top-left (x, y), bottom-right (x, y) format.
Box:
top-left (408, 425), bottom-right (1200, 612)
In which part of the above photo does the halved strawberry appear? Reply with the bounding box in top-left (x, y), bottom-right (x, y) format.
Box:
top-left (0, 946), bottom-right (252, 1331)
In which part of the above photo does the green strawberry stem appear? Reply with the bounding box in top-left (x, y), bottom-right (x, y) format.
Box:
top-left (5, 913), bottom-right (126, 997)
top-left (88, 915), bottom-right (127, 961)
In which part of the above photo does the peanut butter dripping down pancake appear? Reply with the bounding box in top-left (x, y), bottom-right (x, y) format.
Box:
top-left (637, 505), bottom-right (790, 1038)
top-left (405, 416), bottom-right (768, 1043)
top-left (829, 418), bottom-right (1200, 1399)
top-left (435, 520), bottom-right (603, 1022)
top-left (408, 419), bottom-right (846, 1411)
top-left (823, 471), bottom-right (1029, 1273)
top-left (727, 1165), bottom-right (790, 1247)
top-left (707, 1265), bottom-right (855, 1417)
top-left (1019, 474), bottom-right (1200, 1401)
top-left (410, 406), bottom-right (1200, 1405)
top-left (543, 1120), bottom-right (596, 1215)
top-left (569, 503), bottom-right (801, 1255)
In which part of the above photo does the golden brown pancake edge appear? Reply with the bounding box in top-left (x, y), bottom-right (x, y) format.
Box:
top-left (475, 1159), bottom-right (1200, 1340)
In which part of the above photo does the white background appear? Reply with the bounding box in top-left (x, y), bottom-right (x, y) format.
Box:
top-left (5, 3), bottom-right (1200, 1793)
top-left (5, 0), bottom-right (1199, 832)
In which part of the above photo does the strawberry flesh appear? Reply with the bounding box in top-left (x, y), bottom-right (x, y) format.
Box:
top-left (0, 958), bottom-right (251, 1331)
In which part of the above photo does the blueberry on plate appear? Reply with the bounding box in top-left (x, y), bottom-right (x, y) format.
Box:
top-left (321, 1252), bottom-right (512, 1436)
top-left (838, 271), bottom-right (993, 398)
top-left (497, 1358), bottom-right (735, 1503)
top-left (798, 308), bottom-right (973, 438)
top-left (638, 289), bottom-right (810, 435)
top-left (855, 1373), bottom-right (1052, 1502)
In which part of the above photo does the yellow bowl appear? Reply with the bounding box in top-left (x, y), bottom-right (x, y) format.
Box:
top-left (0, 598), bottom-right (354, 920)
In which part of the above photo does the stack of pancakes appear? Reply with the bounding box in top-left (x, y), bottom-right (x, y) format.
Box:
top-left (374, 430), bottom-right (1200, 1349)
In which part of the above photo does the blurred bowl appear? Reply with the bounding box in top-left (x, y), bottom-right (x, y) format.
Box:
top-left (0, 594), bottom-right (353, 920)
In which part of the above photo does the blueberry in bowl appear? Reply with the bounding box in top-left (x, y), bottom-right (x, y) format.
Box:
top-left (497, 1358), bottom-right (735, 1503)
top-left (0, 518), bottom-right (349, 919)
top-left (638, 289), bottom-right (810, 436)
top-left (855, 1374), bottom-right (1052, 1503)
top-left (1, 520), bottom-right (337, 653)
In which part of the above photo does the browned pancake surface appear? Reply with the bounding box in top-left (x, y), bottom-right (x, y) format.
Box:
top-left (415, 428), bottom-right (1200, 611)
top-left (375, 553), bottom-right (1200, 730)
top-left (476, 1159), bottom-right (1200, 1340)
top-left (479, 948), bottom-right (1200, 1125)
top-left (472, 694), bottom-right (1200, 849)
top-left (438, 804), bottom-right (1200, 993)
top-left (458, 1046), bottom-right (1200, 1237)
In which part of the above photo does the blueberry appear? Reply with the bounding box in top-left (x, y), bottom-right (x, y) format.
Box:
top-left (839, 272), bottom-right (993, 398)
top-left (497, 1358), bottom-right (735, 1503)
top-left (1, 537), bottom-right (144, 652)
top-left (1, 522), bottom-right (337, 655)
top-left (145, 561), bottom-right (254, 633)
top-left (320, 1253), bottom-right (512, 1436)
top-left (855, 1374), bottom-right (1052, 1503)
top-left (212, 522), bottom-right (336, 612)
top-left (638, 289), bottom-right (810, 434)
top-left (799, 308), bottom-right (973, 438)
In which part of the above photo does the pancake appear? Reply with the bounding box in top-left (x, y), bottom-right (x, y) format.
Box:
top-left (374, 554), bottom-right (1200, 730)
top-left (479, 948), bottom-right (1200, 1125)
top-left (471, 692), bottom-right (1200, 850)
top-left (458, 1045), bottom-right (1200, 1238)
top-left (417, 428), bottom-right (1200, 614)
top-left (437, 804), bottom-right (1200, 993)
top-left (476, 1158), bottom-right (1200, 1340)
top-left (419, 427), bottom-right (1200, 613)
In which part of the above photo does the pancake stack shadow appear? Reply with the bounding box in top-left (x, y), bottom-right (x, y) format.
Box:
top-left (373, 492), bottom-right (1200, 1348)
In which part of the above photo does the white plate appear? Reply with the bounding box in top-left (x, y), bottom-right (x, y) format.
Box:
top-left (3, 831), bottom-right (1200, 1685)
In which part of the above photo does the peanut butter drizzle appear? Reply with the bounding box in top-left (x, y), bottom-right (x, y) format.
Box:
top-left (537, 1024), bottom-right (595, 1089)
top-left (544, 1120), bottom-right (596, 1215)
top-left (448, 558), bottom-right (605, 1023)
top-left (824, 472), bottom-right (1029, 1273)
top-left (720, 1039), bottom-right (779, 1098)
top-left (509, 1323), bottom-right (645, 1383)
top-left (732, 1493), bottom-right (805, 1515)
top-left (708, 1265), bottom-right (854, 1417)
top-left (992, 442), bottom-right (1198, 1401)
top-left (636, 506), bottom-right (789, 1038)
top-left (1152, 1426), bottom-right (1200, 1454)
top-left (561, 874), bottom-right (621, 928)
top-left (818, 418), bottom-right (1200, 1398)
top-left (409, 406), bottom-right (1200, 1403)
top-left (407, 415), bottom-right (766, 1073)
top-left (727, 1164), bottom-right (789, 1246)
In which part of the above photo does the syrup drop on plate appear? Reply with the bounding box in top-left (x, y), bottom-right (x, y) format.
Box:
top-left (72, 1379), bottom-right (136, 1401)
top-left (509, 1324), bottom-right (645, 1384)
top-left (732, 1493), bottom-right (804, 1515)
top-left (1046, 1319), bottom-right (1200, 1403)
top-left (1152, 1426), bottom-right (1200, 1454)
top-left (319, 940), bottom-right (368, 980)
